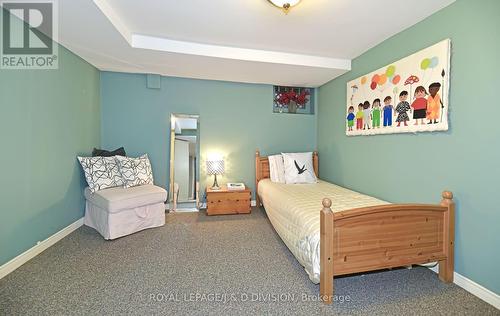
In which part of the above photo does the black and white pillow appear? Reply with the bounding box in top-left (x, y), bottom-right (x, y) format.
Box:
top-left (92, 147), bottom-right (126, 157)
top-left (282, 152), bottom-right (317, 184)
top-left (115, 154), bottom-right (154, 188)
top-left (77, 156), bottom-right (124, 193)
top-left (103, 156), bottom-right (124, 187)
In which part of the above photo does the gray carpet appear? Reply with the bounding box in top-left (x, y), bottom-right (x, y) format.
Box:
top-left (1, 208), bottom-right (498, 316)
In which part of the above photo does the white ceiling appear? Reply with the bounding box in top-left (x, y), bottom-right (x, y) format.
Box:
top-left (56, 0), bottom-right (455, 87)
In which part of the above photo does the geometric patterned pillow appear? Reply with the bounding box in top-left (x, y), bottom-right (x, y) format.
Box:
top-left (77, 156), bottom-right (124, 193)
top-left (102, 156), bottom-right (124, 187)
top-left (115, 154), bottom-right (154, 188)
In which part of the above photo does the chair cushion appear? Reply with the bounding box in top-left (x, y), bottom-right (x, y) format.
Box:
top-left (84, 185), bottom-right (167, 213)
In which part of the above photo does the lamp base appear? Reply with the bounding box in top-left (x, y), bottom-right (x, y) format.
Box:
top-left (211, 174), bottom-right (221, 190)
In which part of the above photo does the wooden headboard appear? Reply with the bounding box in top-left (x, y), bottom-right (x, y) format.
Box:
top-left (255, 150), bottom-right (319, 206)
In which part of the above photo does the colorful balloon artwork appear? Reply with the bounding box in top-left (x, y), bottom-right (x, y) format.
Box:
top-left (385, 65), bottom-right (396, 77)
top-left (392, 74), bottom-right (401, 85)
top-left (367, 64), bottom-right (400, 91)
top-left (420, 58), bottom-right (431, 70)
top-left (379, 74), bottom-right (387, 85)
top-left (420, 56), bottom-right (439, 70)
top-left (430, 56), bottom-right (439, 68)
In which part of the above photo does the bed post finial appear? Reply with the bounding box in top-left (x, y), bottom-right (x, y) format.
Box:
top-left (439, 190), bottom-right (455, 283)
top-left (255, 150), bottom-right (260, 157)
top-left (322, 198), bottom-right (332, 209)
top-left (442, 191), bottom-right (453, 201)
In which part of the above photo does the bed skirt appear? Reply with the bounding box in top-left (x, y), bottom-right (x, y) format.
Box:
top-left (84, 201), bottom-right (165, 240)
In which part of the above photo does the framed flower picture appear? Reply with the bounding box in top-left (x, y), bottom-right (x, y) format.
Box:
top-left (273, 86), bottom-right (315, 115)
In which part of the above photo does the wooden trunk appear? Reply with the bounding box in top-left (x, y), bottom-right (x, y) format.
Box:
top-left (206, 187), bottom-right (251, 215)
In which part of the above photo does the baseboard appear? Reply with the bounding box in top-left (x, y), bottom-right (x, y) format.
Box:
top-left (175, 208), bottom-right (199, 213)
top-left (196, 200), bottom-right (257, 210)
top-left (165, 203), bottom-right (199, 212)
top-left (0, 217), bottom-right (84, 280)
top-left (428, 264), bottom-right (500, 309)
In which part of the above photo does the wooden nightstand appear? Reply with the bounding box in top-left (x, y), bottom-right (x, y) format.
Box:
top-left (206, 185), bottom-right (251, 215)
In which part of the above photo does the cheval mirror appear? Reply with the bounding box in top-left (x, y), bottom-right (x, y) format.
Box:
top-left (169, 114), bottom-right (200, 211)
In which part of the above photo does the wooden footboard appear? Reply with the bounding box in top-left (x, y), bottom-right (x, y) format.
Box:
top-left (320, 192), bottom-right (455, 304)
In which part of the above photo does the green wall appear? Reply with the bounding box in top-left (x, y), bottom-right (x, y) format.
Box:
top-left (317, 0), bottom-right (499, 294)
top-left (0, 14), bottom-right (100, 265)
top-left (100, 72), bottom-right (317, 198)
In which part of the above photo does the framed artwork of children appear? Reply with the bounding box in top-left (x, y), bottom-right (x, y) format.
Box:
top-left (346, 39), bottom-right (451, 136)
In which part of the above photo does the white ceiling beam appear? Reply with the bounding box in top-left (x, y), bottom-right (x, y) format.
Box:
top-left (131, 34), bottom-right (351, 70)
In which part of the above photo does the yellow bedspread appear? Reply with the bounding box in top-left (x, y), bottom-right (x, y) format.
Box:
top-left (258, 179), bottom-right (388, 283)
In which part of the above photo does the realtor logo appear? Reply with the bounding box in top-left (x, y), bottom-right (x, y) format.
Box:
top-left (1, 1), bottom-right (58, 69)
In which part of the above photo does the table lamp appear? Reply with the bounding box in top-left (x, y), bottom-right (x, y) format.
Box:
top-left (206, 158), bottom-right (224, 190)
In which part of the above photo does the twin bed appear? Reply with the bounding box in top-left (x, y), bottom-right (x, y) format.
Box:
top-left (255, 150), bottom-right (455, 304)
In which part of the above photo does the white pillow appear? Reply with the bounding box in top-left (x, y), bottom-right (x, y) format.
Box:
top-left (268, 154), bottom-right (285, 183)
top-left (77, 156), bottom-right (124, 193)
top-left (282, 152), bottom-right (317, 184)
top-left (115, 154), bottom-right (154, 188)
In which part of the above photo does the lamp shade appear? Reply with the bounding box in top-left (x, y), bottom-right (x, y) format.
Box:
top-left (206, 159), bottom-right (224, 175)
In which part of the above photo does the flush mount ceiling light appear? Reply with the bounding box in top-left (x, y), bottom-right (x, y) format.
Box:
top-left (267, 0), bottom-right (301, 14)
